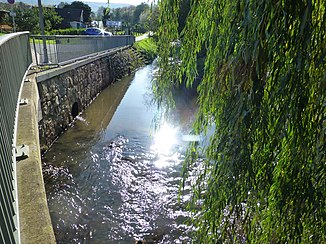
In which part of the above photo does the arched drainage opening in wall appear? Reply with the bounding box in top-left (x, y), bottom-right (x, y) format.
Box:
top-left (71, 102), bottom-right (79, 118)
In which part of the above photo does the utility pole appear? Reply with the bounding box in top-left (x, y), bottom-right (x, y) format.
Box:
top-left (37, 0), bottom-right (48, 63)
top-left (9, 9), bottom-right (16, 32)
top-left (7, 0), bottom-right (16, 32)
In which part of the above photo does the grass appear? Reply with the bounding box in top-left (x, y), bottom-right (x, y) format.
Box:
top-left (30, 38), bottom-right (56, 44)
top-left (113, 31), bottom-right (146, 36)
top-left (133, 37), bottom-right (157, 61)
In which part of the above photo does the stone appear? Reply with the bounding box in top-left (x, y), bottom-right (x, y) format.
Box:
top-left (41, 84), bottom-right (48, 93)
top-left (50, 84), bottom-right (56, 92)
top-left (38, 48), bottom-right (143, 149)
top-left (55, 96), bottom-right (60, 106)
top-left (44, 93), bottom-right (51, 101)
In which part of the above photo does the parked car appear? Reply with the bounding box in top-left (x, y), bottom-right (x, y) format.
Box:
top-left (84, 27), bottom-right (112, 36)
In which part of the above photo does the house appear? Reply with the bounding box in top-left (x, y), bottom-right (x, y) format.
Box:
top-left (0, 10), bottom-right (12, 33)
top-left (55, 8), bottom-right (85, 29)
top-left (70, 21), bottom-right (84, 29)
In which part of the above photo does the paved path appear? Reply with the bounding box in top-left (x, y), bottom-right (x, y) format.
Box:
top-left (135, 33), bottom-right (149, 42)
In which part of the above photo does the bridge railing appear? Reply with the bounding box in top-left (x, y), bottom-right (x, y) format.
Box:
top-left (30, 35), bottom-right (135, 65)
top-left (0, 32), bottom-right (32, 243)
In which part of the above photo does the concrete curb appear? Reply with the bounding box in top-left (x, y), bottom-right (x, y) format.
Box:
top-left (16, 74), bottom-right (56, 244)
top-left (36, 46), bottom-right (131, 83)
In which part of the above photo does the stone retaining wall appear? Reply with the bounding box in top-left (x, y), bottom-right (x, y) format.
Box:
top-left (37, 47), bottom-right (143, 151)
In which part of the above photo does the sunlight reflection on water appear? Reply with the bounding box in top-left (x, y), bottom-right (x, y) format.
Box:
top-left (43, 64), bottom-right (200, 243)
top-left (152, 122), bottom-right (179, 153)
top-left (151, 122), bottom-right (182, 169)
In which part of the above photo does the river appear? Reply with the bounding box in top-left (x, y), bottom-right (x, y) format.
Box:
top-left (42, 63), bottom-right (199, 243)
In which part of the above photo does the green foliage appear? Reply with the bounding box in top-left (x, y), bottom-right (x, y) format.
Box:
top-left (132, 24), bottom-right (147, 34)
top-left (0, 7), bottom-right (9, 25)
top-left (133, 37), bottom-right (157, 61)
top-left (105, 0), bottom-right (110, 16)
top-left (177, 0), bottom-right (190, 33)
top-left (147, 4), bottom-right (160, 32)
top-left (133, 3), bottom-right (150, 25)
top-left (108, 3), bottom-right (158, 32)
top-left (57, 2), bottom-right (69, 9)
top-left (110, 6), bottom-right (135, 24)
top-left (63, 1), bottom-right (92, 23)
top-left (102, 0), bottom-right (110, 24)
top-left (156, 0), bottom-right (325, 243)
top-left (0, 3), bottom-right (10, 11)
top-left (97, 6), bottom-right (105, 20)
top-left (45, 28), bottom-right (86, 35)
top-left (14, 7), bottom-right (39, 33)
top-left (43, 7), bottom-right (63, 31)
top-left (137, 4), bottom-right (160, 33)
top-left (9, 3), bottom-right (62, 34)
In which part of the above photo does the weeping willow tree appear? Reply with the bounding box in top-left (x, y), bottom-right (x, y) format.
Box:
top-left (154, 0), bottom-right (325, 242)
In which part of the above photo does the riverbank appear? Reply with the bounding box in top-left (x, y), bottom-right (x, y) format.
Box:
top-left (37, 46), bottom-right (145, 151)
top-left (15, 45), bottom-right (150, 243)
top-left (133, 37), bottom-right (158, 63)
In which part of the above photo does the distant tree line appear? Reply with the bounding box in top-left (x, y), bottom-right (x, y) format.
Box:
top-left (57, 1), bottom-right (92, 23)
top-left (97, 3), bottom-right (159, 33)
top-left (0, 2), bottom-right (62, 33)
top-left (0, 1), bottom-right (159, 34)
top-left (0, 1), bottom-right (93, 33)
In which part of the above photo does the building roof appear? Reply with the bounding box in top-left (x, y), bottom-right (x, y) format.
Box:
top-left (55, 8), bottom-right (83, 22)
top-left (0, 10), bottom-right (10, 16)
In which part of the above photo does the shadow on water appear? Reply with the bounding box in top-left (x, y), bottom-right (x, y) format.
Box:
top-left (43, 64), bottom-right (199, 243)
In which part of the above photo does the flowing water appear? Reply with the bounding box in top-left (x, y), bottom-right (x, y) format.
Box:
top-left (42, 64), bottom-right (199, 243)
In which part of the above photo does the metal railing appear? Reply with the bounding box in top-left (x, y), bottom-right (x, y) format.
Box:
top-left (30, 35), bottom-right (135, 65)
top-left (0, 32), bottom-right (32, 244)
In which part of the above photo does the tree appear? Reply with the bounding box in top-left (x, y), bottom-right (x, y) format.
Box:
top-left (57, 2), bottom-right (68, 9)
top-left (105, 0), bottom-right (110, 18)
top-left (102, 0), bottom-right (110, 26)
top-left (148, 4), bottom-right (160, 33)
top-left (13, 5), bottom-right (62, 33)
top-left (97, 6), bottom-right (105, 20)
top-left (63, 1), bottom-right (92, 23)
top-left (90, 11), bottom-right (95, 21)
top-left (16, 9), bottom-right (38, 33)
top-left (138, 8), bottom-right (149, 29)
top-left (0, 6), bottom-right (10, 25)
top-left (0, 2), bottom-right (11, 11)
top-left (137, 3), bottom-right (160, 33)
top-left (110, 6), bottom-right (135, 24)
top-left (177, 0), bottom-right (190, 33)
top-left (43, 7), bottom-right (63, 31)
top-left (132, 2), bottom-right (149, 25)
top-left (156, 0), bottom-right (325, 243)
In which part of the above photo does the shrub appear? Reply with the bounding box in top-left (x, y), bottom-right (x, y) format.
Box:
top-left (45, 28), bottom-right (86, 35)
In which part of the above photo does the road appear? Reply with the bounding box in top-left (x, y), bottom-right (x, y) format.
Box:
top-left (31, 34), bottom-right (147, 65)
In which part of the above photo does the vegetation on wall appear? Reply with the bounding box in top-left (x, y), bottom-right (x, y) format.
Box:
top-left (156, 0), bottom-right (325, 243)
top-left (45, 28), bottom-right (86, 35)
top-left (133, 37), bottom-right (157, 62)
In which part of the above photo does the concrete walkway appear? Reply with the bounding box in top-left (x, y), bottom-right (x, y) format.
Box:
top-left (16, 74), bottom-right (56, 244)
